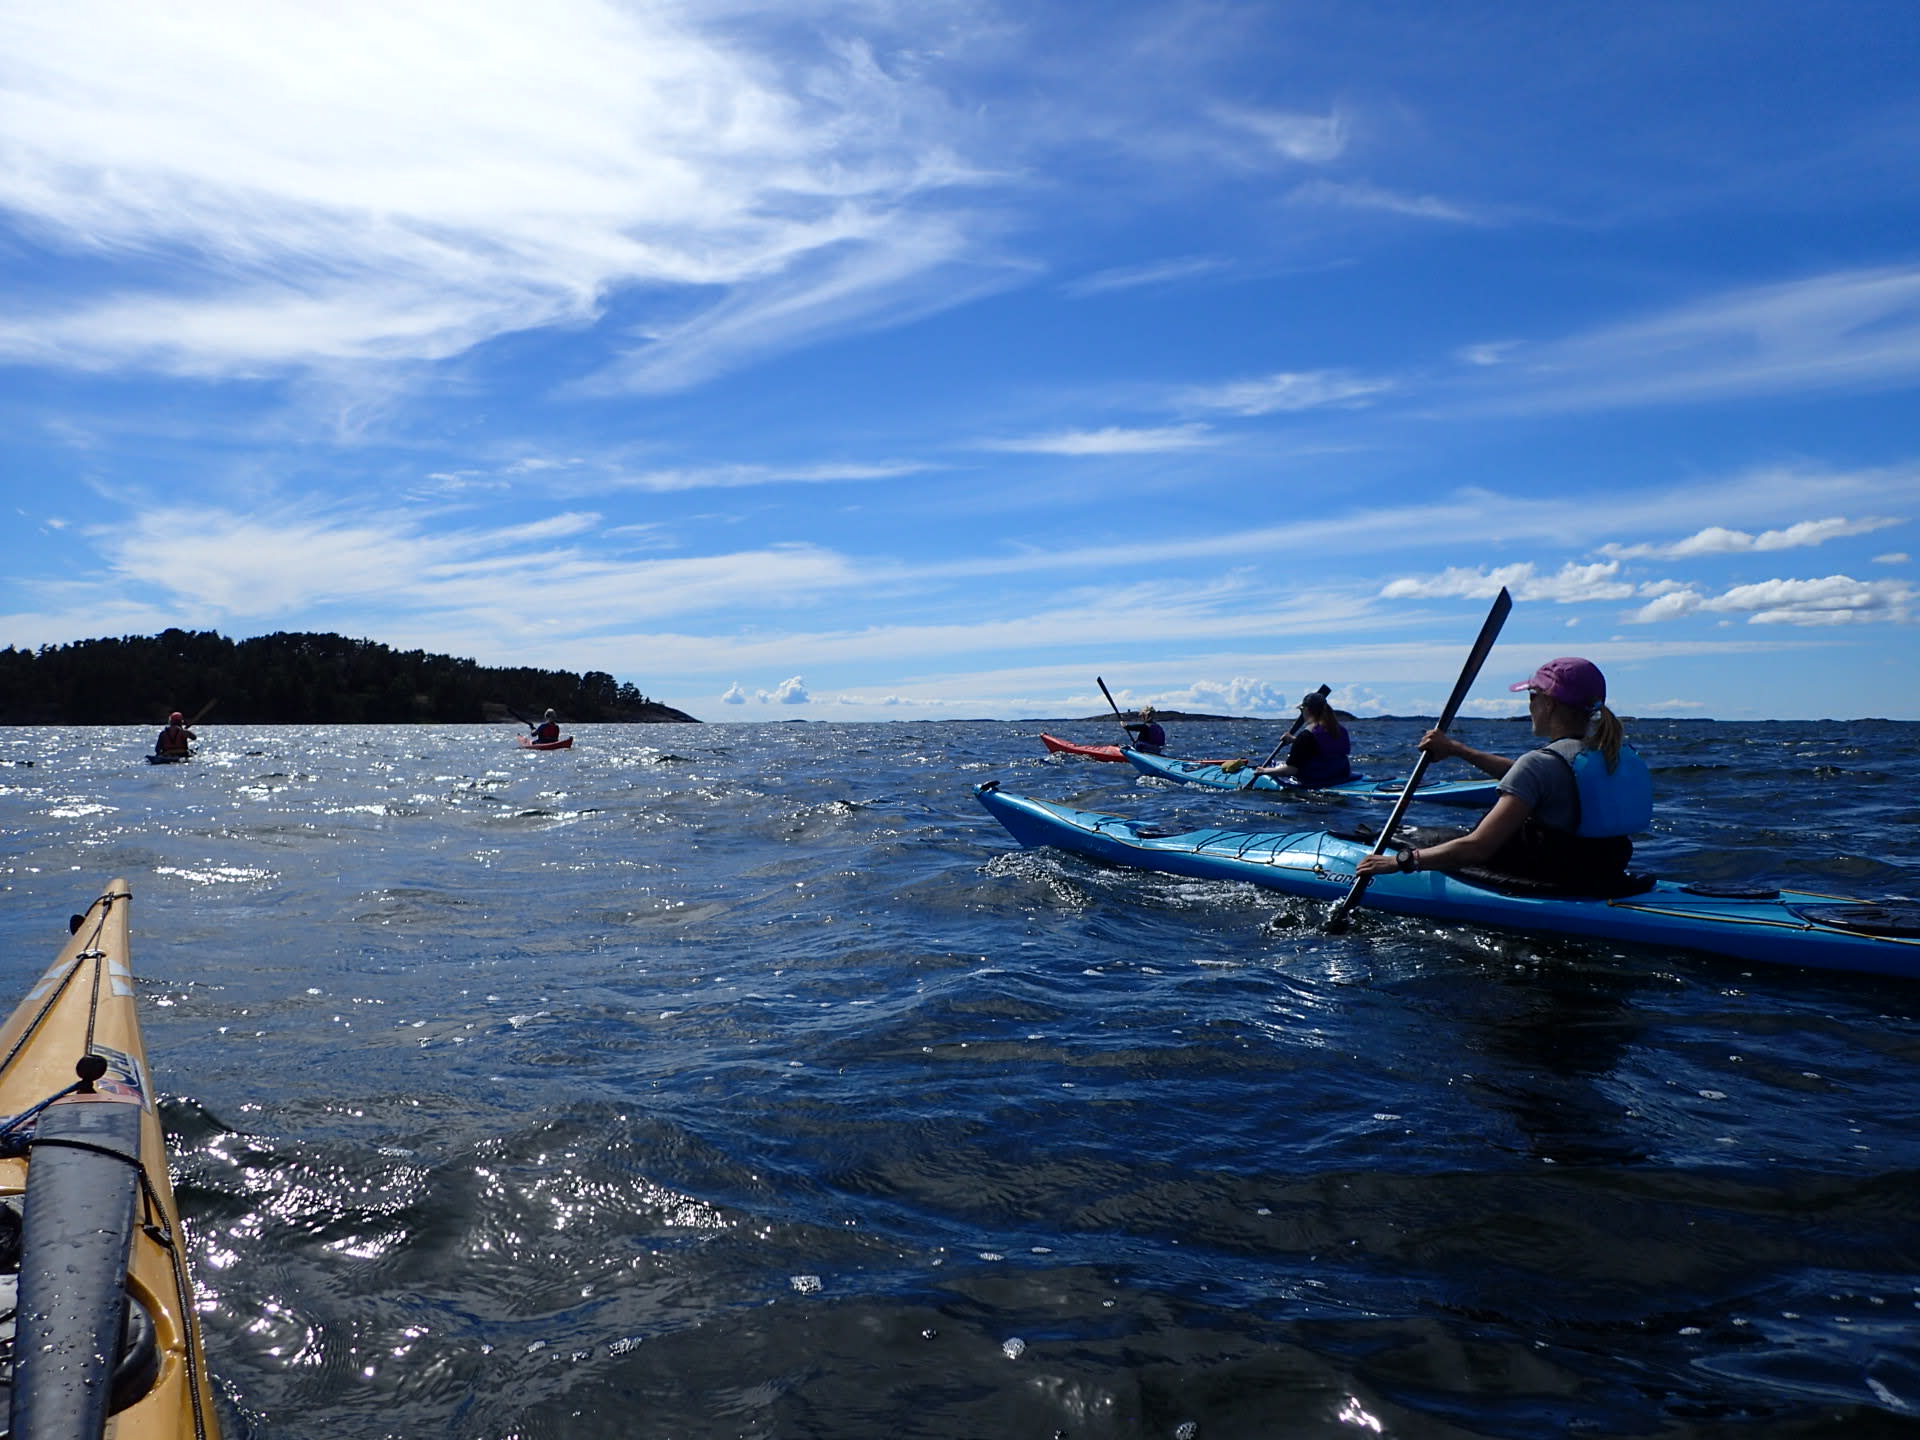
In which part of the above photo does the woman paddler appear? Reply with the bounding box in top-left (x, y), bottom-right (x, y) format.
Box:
top-left (1248, 689), bottom-right (1353, 787)
top-left (1122, 705), bottom-right (1167, 755)
top-left (1354, 656), bottom-right (1651, 892)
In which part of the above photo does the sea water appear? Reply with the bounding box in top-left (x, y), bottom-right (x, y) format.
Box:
top-left (1, 718), bottom-right (1917, 1438)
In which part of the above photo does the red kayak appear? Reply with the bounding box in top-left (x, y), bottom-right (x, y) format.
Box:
top-left (1040, 733), bottom-right (1128, 762)
top-left (519, 735), bottom-right (574, 750)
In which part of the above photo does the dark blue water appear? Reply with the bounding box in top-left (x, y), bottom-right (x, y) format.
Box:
top-left (2, 718), bottom-right (1918, 1438)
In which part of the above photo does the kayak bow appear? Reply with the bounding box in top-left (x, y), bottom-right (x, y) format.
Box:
top-left (0, 882), bottom-right (221, 1440)
top-left (1039, 734), bottom-right (1128, 762)
top-left (974, 783), bottom-right (1920, 978)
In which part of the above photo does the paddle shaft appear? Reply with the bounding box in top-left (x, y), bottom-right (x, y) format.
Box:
top-left (1095, 676), bottom-right (1137, 747)
top-left (1325, 588), bottom-right (1513, 931)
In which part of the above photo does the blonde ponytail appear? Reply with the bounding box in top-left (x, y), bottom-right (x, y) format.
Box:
top-left (1588, 703), bottom-right (1625, 771)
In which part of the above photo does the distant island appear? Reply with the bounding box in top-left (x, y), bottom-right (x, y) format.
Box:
top-left (0, 629), bottom-right (699, 725)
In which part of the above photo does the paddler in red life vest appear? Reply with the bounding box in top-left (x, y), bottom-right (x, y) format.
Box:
top-left (155, 711), bottom-right (196, 757)
top-left (532, 709), bottom-right (562, 744)
top-left (1354, 657), bottom-right (1653, 893)
top-left (1122, 705), bottom-right (1167, 754)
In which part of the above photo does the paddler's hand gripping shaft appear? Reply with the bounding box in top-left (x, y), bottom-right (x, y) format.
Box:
top-left (1324, 587), bottom-right (1512, 933)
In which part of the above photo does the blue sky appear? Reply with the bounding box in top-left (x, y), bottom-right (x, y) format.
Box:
top-left (3, 1), bottom-right (1917, 722)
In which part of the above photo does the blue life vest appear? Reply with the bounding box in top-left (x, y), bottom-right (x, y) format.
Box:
top-left (1567, 743), bottom-right (1652, 837)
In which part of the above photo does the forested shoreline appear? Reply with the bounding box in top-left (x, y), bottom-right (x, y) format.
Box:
top-left (0, 630), bottom-right (699, 725)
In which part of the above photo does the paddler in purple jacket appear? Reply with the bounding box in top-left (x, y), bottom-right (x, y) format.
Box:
top-left (1250, 690), bottom-right (1353, 787)
top-left (1122, 705), bottom-right (1167, 754)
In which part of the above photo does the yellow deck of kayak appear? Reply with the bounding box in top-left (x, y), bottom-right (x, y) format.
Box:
top-left (0, 881), bottom-right (220, 1440)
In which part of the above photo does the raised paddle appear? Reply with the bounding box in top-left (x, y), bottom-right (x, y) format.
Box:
top-left (186, 698), bottom-right (218, 727)
top-left (505, 705), bottom-right (538, 733)
top-left (1324, 587), bottom-right (1513, 933)
top-left (1227, 683), bottom-right (1331, 786)
top-left (1094, 676), bottom-right (1139, 748)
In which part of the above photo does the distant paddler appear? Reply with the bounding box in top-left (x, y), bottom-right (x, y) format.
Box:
top-left (152, 698), bottom-right (214, 760)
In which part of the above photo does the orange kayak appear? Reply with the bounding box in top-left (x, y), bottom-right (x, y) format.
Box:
top-left (1039, 733), bottom-right (1127, 762)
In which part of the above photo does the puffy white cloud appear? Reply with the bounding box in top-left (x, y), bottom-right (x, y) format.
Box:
top-left (1602, 515), bottom-right (1903, 559)
top-left (1158, 676), bottom-right (1300, 715)
top-left (721, 683), bottom-right (747, 705)
top-left (765, 676), bottom-right (810, 705)
top-left (1626, 590), bottom-right (1704, 624)
top-left (1628, 574), bottom-right (1913, 626)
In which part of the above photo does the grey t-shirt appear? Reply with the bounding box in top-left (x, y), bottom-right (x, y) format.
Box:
top-left (1497, 738), bottom-right (1583, 832)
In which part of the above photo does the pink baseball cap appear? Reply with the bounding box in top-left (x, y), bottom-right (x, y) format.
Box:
top-left (1511, 657), bottom-right (1605, 710)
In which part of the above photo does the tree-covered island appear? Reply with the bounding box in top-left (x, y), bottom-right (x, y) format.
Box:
top-left (0, 630), bottom-right (699, 725)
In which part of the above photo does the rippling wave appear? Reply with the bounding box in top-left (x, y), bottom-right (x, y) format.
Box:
top-left (2, 718), bottom-right (1917, 1437)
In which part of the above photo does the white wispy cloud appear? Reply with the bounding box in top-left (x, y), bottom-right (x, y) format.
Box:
top-left (1601, 515), bottom-right (1903, 559)
top-left (74, 502), bottom-right (865, 625)
top-left (1468, 264), bottom-right (1920, 412)
top-left (0, 0), bottom-right (996, 382)
top-left (1212, 105), bottom-right (1349, 165)
top-left (1380, 561), bottom-right (1636, 604)
top-left (1064, 255), bottom-right (1228, 297)
top-left (980, 424), bottom-right (1216, 455)
top-left (1177, 369), bottom-right (1393, 415)
top-left (607, 460), bottom-right (933, 493)
top-left (1287, 178), bottom-right (1482, 224)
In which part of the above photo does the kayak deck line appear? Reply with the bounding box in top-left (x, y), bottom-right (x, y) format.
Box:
top-left (1603, 893), bottom-right (1920, 943)
top-left (1123, 749), bottom-right (1500, 808)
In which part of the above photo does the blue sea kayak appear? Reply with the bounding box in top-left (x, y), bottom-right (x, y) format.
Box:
top-left (974, 783), bottom-right (1920, 978)
top-left (1123, 747), bottom-right (1499, 808)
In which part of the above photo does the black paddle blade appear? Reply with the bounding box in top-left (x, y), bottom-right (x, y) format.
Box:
top-left (1325, 587), bottom-right (1513, 931)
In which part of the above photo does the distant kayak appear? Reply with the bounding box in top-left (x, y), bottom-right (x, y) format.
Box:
top-left (1125, 748), bottom-right (1500, 807)
top-left (147, 751), bottom-right (192, 764)
top-left (1039, 733), bottom-right (1128, 762)
top-left (974, 783), bottom-right (1920, 978)
top-left (519, 735), bottom-right (574, 750)
top-left (0, 881), bottom-right (224, 1437)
